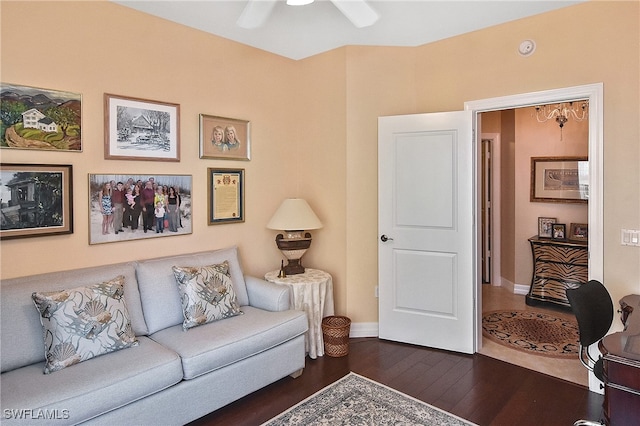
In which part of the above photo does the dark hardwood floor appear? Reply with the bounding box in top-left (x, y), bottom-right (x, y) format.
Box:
top-left (188, 338), bottom-right (604, 426)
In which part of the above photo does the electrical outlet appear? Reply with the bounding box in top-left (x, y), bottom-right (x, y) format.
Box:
top-left (621, 229), bottom-right (640, 246)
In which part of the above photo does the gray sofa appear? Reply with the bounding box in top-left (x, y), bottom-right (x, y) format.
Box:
top-left (0, 246), bottom-right (308, 425)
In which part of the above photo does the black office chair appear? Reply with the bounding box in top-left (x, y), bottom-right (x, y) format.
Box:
top-left (566, 280), bottom-right (614, 426)
top-left (566, 280), bottom-right (614, 382)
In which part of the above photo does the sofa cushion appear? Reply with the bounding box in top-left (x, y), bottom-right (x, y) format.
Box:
top-left (32, 276), bottom-right (139, 374)
top-left (149, 306), bottom-right (308, 380)
top-left (172, 261), bottom-right (243, 330)
top-left (1, 263), bottom-right (146, 374)
top-left (0, 336), bottom-right (182, 425)
top-left (136, 246), bottom-right (249, 334)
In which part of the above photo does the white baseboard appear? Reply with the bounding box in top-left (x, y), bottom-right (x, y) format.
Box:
top-left (349, 322), bottom-right (379, 338)
top-left (514, 283), bottom-right (530, 295)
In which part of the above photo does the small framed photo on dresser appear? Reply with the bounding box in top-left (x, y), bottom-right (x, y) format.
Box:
top-left (569, 223), bottom-right (588, 241)
top-left (538, 217), bottom-right (557, 238)
top-left (552, 224), bottom-right (566, 240)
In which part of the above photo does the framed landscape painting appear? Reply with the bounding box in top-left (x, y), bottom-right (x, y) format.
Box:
top-left (104, 94), bottom-right (180, 161)
top-left (0, 83), bottom-right (82, 151)
top-left (88, 173), bottom-right (192, 244)
top-left (0, 163), bottom-right (74, 239)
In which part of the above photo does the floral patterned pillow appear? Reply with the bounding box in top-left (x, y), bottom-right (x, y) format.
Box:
top-left (32, 276), bottom-right (138, 374)
top-left (172, 261), bottom-right (243, 331)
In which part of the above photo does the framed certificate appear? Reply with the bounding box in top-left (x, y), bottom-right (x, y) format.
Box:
top-left (208, 168), bottom-right (244, 224)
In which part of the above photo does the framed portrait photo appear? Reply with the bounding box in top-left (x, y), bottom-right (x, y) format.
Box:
top-left (569, 223), bottom-right (588, 241)
top-left (538, 217), bottom-right (557, 238)
top-left (199, 114), bottom-right (250, 160)
top-left (552, 223), bottom-right (566, 240)
top-left (207, 168), bottom-right (244, 225)
top-left (1, 82), bottom-right (82, 152)
top-left (104, 94), bottom-right (180, 161)
top-left (0, 163), bottom-right (73, 239)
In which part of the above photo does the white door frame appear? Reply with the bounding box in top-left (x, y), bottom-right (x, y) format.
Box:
top-left (465, 83), bottom-right (604, 358)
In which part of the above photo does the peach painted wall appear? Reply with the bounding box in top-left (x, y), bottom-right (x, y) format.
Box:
top-left (2, 1), bottom-right (639, 325)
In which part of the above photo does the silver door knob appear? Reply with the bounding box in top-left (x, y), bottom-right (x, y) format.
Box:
top-left (380, 234), bottom-right (394, 242)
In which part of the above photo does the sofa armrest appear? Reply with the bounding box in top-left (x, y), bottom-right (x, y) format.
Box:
top-left (245, 275), bottom-right (291, 311)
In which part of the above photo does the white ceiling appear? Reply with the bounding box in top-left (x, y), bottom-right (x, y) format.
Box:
top-left (112, 0), bottom-right (583, 60)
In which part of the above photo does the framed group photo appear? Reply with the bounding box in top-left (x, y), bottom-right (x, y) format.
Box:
top-left (0, 163), bottom-right (74, 239)
top-left (88, 173), bottom-right (192, 244)
top-left (199, 114), bottom-right (250, 160)
top-left (531, 157), bottom-right (589, 204)
top-left (207, 168), bottom-right (244, 225)
top-left (104, 94), bottom-right (180, 161)
top-left (1, 82), bottom-right (82, 152)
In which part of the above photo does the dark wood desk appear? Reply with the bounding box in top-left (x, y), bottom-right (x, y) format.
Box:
top-left (599, 294), bottom-right (640, 426)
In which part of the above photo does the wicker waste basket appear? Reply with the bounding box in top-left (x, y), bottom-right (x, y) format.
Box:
top-left (321, 316), bottom-right (351, 357)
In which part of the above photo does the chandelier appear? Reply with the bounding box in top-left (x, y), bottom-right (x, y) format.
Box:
top-left (533, 101), bottom-right (589, 140)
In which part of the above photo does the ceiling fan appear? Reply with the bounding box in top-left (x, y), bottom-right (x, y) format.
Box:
top-left (237, 0), bottom-right (379, 29)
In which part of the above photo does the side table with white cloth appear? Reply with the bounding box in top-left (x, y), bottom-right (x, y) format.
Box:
top-left (264, 268), bottom-right (335, 359)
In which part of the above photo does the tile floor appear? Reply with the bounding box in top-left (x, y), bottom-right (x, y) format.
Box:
top-left (479, 284), bottom-right (588, 386)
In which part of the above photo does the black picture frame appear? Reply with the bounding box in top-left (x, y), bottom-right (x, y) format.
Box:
top-left (208, 168), bottom-right (245, 225)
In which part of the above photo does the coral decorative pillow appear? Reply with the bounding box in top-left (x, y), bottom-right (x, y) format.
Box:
top-left (31, 276), bottom-right (138, 374)
top-left (172, 261), bottom-right (243, 330)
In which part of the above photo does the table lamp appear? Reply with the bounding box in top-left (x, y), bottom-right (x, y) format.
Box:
top-left (267, 198), bottom-right (322, 275)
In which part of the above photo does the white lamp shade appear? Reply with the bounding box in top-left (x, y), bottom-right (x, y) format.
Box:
top-left (267, 198), bottom-right (323, 231)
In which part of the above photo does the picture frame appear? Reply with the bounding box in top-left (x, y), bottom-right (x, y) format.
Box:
top-left (0, 163), bottom-right (73, 239)
top-left (208, 168), bottom-right (244, 225)
top-left (199, 114), bottom-right (250, 160)
top-left (569, 223), bottom-right (588, 241)
top-left (104, 94), bottom-right (180, 161)
top-left (1, 82), bottom-right (82, 152)
top-left (552, 223), bottom-right (566, 240)
top-left (88, 174), bottom-right (192, 245)
top-left (531, 157), bottom-right (588, 203)
top-left (538, 217), bottom-right (557, 238)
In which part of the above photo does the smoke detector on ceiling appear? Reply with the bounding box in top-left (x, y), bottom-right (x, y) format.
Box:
top-left (518, 39), bottom-right (536, 56)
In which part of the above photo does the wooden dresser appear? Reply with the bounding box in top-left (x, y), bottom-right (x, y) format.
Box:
top-left (599, 295), bottom-right (640, 426)
top-left (526, 236), bottom-right (588, 308)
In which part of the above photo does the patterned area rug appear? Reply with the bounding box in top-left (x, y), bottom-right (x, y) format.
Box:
top-left (482, 310), bottom-right (579, 358)
top-left (262, 372), bottom-right (476, 425)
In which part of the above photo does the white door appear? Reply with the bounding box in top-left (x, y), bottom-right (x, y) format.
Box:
top-left (378, 111), bottom-right (475, 354)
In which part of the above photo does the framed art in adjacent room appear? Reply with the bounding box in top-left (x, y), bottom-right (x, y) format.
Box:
top-left (1, 82), bottom-right (82, 152)
top-left (0, 163), bottom-right (73, 239)
top-left (199, 114), bottom-right (250, 160)
top-left (88, 173), bottom-right (192, 244)
top-left (104, 94), bottom-right (180, 161)
top-left (207, 168), bottom-right (244, 225)
top-left (530, 156), bottom-right (589, 203)
top-left (538, 217), bottom-right (557, 238)
top-left (569, 223), bottom-right (588, 241)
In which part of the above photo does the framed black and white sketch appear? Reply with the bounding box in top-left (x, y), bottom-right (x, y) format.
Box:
top-left (0, 163), bottom-right (73, 239)
top-left (531, 157), bottom-right (588, 204)
top-left (88, 174), bottom-right (192, 245)
top-left (104, 94), bottom-right (180, 161)
top-left (199, 114), bottom-right (250, 160)
top-left (1, 83), bottom-right (82, 152)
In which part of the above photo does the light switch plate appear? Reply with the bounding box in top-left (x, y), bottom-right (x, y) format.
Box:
top-left (621, 229), bottom-right (640, 246)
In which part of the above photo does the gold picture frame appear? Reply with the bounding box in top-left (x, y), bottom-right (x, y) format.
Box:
top-left (199, 114), bottom-right (250, 160)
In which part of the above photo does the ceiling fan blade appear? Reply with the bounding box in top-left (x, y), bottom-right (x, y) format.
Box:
top-left (330, 0), bottom-right (379, 28)
top-left (237, 0), bottom-right (278, 29)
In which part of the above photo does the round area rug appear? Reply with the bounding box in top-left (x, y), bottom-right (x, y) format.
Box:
top-left (482, 310), bottom-right (579, 358)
